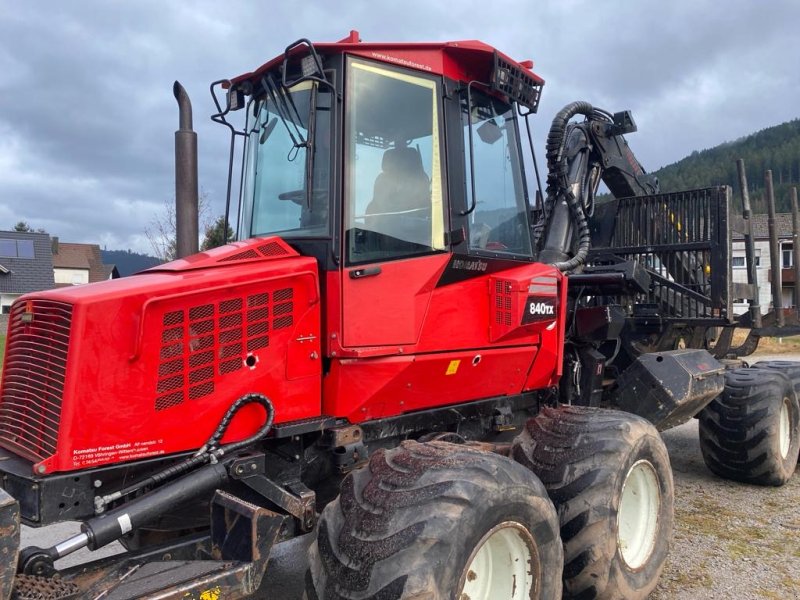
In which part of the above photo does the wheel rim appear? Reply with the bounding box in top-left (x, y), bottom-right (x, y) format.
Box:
top-left (459, 521), bottom-right (538, 600)
top-left (779, 397), bottom-right (791, 460)
top-left (617, 460), bottom-right (661, 570)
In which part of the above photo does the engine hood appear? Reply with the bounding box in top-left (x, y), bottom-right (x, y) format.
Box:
top-left (146, 237), bottom-right (298, 273)
top-left (1, 236), bottom-right (322, 474)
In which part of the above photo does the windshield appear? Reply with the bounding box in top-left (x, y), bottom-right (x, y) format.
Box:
top-left (239, 81), bottom-right (331, 239)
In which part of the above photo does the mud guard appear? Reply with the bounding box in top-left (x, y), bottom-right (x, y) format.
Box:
top-left (611, 349), bottom-right (725, 430)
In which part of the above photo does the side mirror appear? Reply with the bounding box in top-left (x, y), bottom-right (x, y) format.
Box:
top-left (259, 117), bottom-right (278, 144)
top-left (477, 119), bottom-right (503, 145)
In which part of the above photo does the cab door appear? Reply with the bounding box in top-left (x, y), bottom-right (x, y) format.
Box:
top-left (340, 58), bottom-right (448, 348)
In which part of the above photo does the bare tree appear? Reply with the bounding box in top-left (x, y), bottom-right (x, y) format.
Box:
top-left (145, 191), bottom-right (211, 262)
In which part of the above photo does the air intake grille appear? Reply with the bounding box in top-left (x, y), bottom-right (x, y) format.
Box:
top-left (155, 287), bottom-right (295, 411)
top-left (493, 279), bottom-right (514, 326)
top-left (218, 241), bottom-right (290, 263)
top-left (0, 299), bottom-right (72, 462)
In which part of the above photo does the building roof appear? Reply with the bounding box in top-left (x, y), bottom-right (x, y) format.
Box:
top-left (102, 264), bottom-right (119, 280)
top-left (733, 214), bottom-right (797, 241)
top-left (0, 231), bottom-right (55, 295)
top-left (52, 241), bottom-right (116, 283)
top-left (51, 243), bottom-right (91, 269)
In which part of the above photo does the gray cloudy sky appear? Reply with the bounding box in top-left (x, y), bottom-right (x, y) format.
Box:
top-left (1, 1), bottom-right (798, 253)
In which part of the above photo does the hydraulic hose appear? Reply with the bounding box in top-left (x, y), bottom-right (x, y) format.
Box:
top-left (21, 394), bottom-right (275, 572)
top-left (94, 393), bottom-right (275, 513)
top-left (536, 101), bottom-right (595, 272)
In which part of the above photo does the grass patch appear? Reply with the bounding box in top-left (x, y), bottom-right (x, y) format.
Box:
top-left (757, 576), bottom-right (800, 599)
top-left (754, 334), bottom-right (800, 355)
top-left (731, 328), bottom-right (800, 355)
top-left (675, 496), bottom-right (791, 562)
top-left (668, 561), bottom-right (713, 589)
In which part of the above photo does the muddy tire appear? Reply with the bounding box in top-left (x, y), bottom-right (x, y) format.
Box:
top-left (511, 406), bottom-right (674, 600)
top-left (306, 440), bottom-right (563, 600)
top-left (699, 367), bottom-right (800, 486)
top-left (752, 360), bottom-right (800, 401)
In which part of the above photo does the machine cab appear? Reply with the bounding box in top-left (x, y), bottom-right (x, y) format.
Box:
top-left (217, 34), bottom-right (565, 421)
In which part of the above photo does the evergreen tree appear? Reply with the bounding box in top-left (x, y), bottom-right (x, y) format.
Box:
top-left (201, 216), bottom-right (235, 251)
top-left (630, 118), bottom-right (800, 214)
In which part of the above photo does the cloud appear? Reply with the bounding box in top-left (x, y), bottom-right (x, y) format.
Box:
top-left (1, 0), bottom-right (798, 252)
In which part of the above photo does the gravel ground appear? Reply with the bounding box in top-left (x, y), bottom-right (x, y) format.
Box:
top-left (652, 419), bottom-right (800, 599)
top-left (651, 353), bottom-right (800, 600)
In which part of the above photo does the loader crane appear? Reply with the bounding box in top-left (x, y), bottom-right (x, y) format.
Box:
top-left (0, 32), bottom-right (797, 600)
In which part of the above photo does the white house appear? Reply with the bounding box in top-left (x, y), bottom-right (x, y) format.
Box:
top-left (731, 213), bottom-right (796, 314)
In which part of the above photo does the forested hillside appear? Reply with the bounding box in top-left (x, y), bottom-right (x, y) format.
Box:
top-left (101, 249), bottom-right (161, 276)
top-left (652, 119), bottom-right (800, 212)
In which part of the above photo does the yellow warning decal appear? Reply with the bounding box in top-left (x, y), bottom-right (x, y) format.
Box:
top-left (200, 588), bottom-right (221, 600)
top-left (446, 360), bottom-right (460, 375)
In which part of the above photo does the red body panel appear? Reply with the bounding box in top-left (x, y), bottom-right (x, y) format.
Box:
top-left (326, 257), bottom-right (565, 423)
top-left (341, 254), bottom-right (449, 347)
top-left (324, 347), bottom-right (538, 422)
top-left (0, 238), bottom-right (322, 473)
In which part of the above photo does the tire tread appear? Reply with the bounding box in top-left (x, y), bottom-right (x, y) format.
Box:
top-left (308, 440), bottom-right (563, 600)
top-left (699, 366), bottom-right (800, 486)
top-left (512, 405), bottom-right (673, 600)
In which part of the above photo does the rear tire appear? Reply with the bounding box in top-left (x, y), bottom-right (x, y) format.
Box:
top-left (306, 440), bottom-right (563, 600)
top-left (511, 405), bottom-right (674, 600)
top-left (699, 367), bottom-right (800, 486)
top-left (752, 359), bottom-right (800, 402)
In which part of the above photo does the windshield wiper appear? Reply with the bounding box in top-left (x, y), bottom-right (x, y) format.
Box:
top-left (261, 75), bottom-right (307, 154)
top-left (304, 84), bottom-right (318, 209)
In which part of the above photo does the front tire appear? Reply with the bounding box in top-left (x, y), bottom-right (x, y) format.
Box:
top-left (511, 406), bottom-right (674, 600)
top-left (699, 367), bottom-right (800, 486)
top-left (306, 440), bottom-right (563, 600)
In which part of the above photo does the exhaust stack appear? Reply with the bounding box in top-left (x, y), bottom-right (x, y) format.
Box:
top-left (173, 81), bottom-right (199, 259)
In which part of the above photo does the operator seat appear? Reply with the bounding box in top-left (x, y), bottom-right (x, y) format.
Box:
top-left (366, 147), bottom-right (430, 218)
top-left (364, 146), bottom-right (431, 249)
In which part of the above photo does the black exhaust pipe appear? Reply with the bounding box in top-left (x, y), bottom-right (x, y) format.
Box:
top-left (174, 81), bottom-right (199, 259)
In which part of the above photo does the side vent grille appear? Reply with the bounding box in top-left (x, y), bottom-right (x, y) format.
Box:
top-left (219, 249), bottom-right (259, 262)
top-left (493, 279), bottom-right (514, 326)
top-left (218, 241), bottom-right (290, 263)
top-left (0, 299), bottom-right (72, 462)
top-left (258, 242), bottom-right (288, 257)
top-left (155, 287), bottom-right (295, 411)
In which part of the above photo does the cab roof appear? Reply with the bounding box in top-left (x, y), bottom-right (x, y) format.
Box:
top-left (230, 30), bottom-right (544, 91)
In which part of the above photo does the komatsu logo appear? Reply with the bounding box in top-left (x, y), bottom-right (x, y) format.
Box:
top-left (529, 302), bottom-right (554, 316)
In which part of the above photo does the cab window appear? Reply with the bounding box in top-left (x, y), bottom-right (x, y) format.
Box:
top-left (240, 81), bottom-right (331, 239)
top-left (462, 91), bottom-right (532, 257)
top-left (345, 58), bottom-right (446, 265)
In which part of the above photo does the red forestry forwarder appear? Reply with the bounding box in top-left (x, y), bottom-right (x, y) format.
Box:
top-left (0, 32), bottom-right (798, 600)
